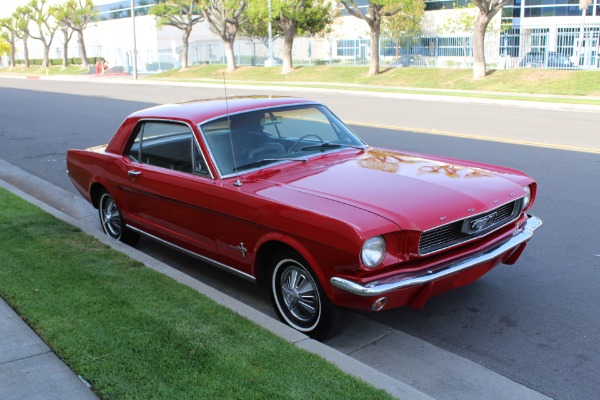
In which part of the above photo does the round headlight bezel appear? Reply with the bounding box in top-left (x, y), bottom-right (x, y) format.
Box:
top-left (361, 236), bottom-right (386, 269)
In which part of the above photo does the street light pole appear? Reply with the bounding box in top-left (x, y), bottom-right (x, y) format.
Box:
top-left (268, 0), bottom-right (274, 66)
top-left (130, 0), bottom-right (138, 79)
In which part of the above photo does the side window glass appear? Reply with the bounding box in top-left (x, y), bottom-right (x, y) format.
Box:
top-left (128, 132), bottom-right (141, 162)
top-left (193, 140), bottom-right (209, 175)
top-left (127, 121), bottom-right (210, 176)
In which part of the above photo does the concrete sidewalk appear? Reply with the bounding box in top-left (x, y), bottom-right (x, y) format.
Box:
top-left (0, 160), bottom-right (434, 400)
top-left (0, 298), bottom-right (98, 400)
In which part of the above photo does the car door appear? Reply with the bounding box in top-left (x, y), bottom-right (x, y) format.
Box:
top-left (119, 120), bottom-right (218, 259)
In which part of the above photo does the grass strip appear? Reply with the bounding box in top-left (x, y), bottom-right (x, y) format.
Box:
top-left (147, 65), bottom-right (600, 98)
top-left (0, 187), bottom-right (393, 400)
top-left (2, 65), bottom-right (89, 76)
top-left (4, 64), bottom-right (600, 105)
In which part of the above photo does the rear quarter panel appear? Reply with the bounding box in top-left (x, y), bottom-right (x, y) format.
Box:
top-left (66, 149), bottom-right (127, 208)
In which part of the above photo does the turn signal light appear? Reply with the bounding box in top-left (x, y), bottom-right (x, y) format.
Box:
top-left (372, 297), bottom-right (387, 311)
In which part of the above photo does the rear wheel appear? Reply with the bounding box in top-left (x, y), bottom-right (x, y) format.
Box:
top-left (270, 251), bottom-right (339, 339)
top-left (98, 190), bottom-right (139, 246)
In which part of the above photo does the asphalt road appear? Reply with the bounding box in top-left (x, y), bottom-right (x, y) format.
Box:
top-left (1, 77), bottom-right (599, 399)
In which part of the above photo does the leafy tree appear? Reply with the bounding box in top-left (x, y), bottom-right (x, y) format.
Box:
top-left (381, 0), bottom-right (424, 58)
top-left (274, 0), bottom-right (334, 74)
top-left (200, 0), bottom-right (247, 72)
top-left (338, 0), bottom-right (414, 76)
top-left (245, 0), bottom-right (334, 74)
top-left (0, 18), bottom-right (19, 67)
top-left (470, 0), bottom-right (511, 79)
top-left (13, 8), bottom-right (32, 68)
top-left (22, 0), bottom-right (59, 68)
top-left (438, 3), bottom-right (477, 67)
top-left (0, 35), bottom-right (11, 59)
top-left (51, 4), bottom-right (75, 69)
top-left (61, 0), bottom-right (96, 69)
top-left (150, 0), bottom-right (204, 70)
top-left (239, 1), bottom-right (281, 53)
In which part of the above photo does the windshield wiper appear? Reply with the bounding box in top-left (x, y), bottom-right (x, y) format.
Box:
top-left (233, 157), bottom-right (307, 172)
top-left (300, 142), bottom-right (366, 151)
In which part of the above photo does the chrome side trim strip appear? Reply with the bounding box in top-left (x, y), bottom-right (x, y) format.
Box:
top-left (331, 215), bottom-right (542, 297)
top-left (127, 225), bottom-right (257, 282)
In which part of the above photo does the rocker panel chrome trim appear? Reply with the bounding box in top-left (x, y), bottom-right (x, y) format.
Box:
top-left (127, 225), bottom-right (256, 282)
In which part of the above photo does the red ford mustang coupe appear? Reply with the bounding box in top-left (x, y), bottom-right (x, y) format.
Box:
top-left (67, 96), bottom-right (542, 339)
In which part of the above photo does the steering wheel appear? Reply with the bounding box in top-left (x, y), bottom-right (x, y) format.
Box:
top-left (288, 134), bottom-right (324, 154)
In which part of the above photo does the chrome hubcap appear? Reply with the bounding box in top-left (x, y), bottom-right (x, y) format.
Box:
top-left (280, 265), bottom-right (318, 323)
top-left (101, 196), bottom-right (121, 238)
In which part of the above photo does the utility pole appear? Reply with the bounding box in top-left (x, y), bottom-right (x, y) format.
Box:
top-left (268, 0), bottom-right (274, 66)
top-left (130, 0), bottom-right (138, 79)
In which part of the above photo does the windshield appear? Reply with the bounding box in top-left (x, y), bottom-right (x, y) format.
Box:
top-left (199, 104), bottom-right (366, 177)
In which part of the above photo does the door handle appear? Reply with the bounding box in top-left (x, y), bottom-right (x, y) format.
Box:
top-left (128, 170), bottom-right (142, 177)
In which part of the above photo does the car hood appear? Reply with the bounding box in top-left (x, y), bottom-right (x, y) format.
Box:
top-left (255, 149), bottom-right (529, 232)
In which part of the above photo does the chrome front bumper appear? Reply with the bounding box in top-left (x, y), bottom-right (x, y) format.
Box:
top-left (330, 215), bottom-right (542, 297)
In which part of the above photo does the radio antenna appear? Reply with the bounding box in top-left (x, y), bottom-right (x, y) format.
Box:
top-left (223, 72), bottom-right (242, 187)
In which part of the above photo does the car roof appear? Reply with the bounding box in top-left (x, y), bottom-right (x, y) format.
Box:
top-left (129, 96), bottom-right (318, 125)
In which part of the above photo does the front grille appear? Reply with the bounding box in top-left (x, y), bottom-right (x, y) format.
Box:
top-left (419, 200), bottom-right (521, 255)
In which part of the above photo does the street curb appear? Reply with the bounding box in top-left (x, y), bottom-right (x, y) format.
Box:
top-left (0, 160), bottom-right (434, 400)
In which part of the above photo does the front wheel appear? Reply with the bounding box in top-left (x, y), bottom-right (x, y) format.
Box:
top-left (98, 190), bottom-right (139, 246)
top-left (270, 252), bottom-right (339, 339)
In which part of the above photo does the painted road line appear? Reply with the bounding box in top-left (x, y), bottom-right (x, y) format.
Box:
top-left (348, 121), bottom-right (600, 155)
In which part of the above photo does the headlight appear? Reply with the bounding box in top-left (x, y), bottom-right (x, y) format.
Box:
top-left (361, 236), bottom-right (386, 268)
top-left (522, 186), bottom-right (531, 209)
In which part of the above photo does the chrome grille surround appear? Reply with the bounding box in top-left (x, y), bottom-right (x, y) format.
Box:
top-left (418, 199), bottom-right (523, 255)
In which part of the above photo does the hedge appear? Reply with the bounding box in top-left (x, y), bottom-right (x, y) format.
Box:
top-left (13, 57), bottom-right (105, 66)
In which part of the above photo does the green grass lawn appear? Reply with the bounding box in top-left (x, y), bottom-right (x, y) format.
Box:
top-left (148, 64), bottom-right (600, 98)
top-left (4, 65), bottom-right (90, 75)
top-left (3, 63), bottom-right (600, 103)
top-left (0, 187), bottom-right (393, 400)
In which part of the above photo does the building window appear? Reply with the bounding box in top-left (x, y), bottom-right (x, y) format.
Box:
top-left (424, 0), bottom-right (470, 11)
top-left (521, 0), bottom-right (595, 17)
top-left (530, 28), bottom-right (549, 52)
top-left (335, 40), bottom-right (369, 58)
top-left (96, 0), bottom-right (153, 21)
